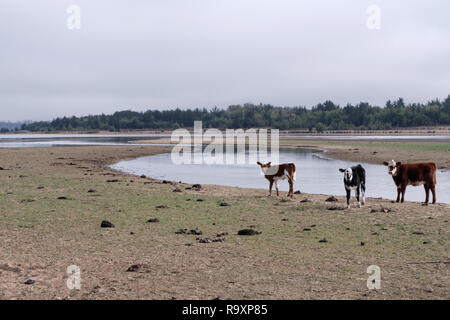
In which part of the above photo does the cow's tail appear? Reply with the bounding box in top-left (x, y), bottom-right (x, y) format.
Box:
top-left (433, 163), bottom-right (437, 184)
top-left (289, 163), bottom-right (296, 182)
top-left (358, 164), bottom-right (366, 192)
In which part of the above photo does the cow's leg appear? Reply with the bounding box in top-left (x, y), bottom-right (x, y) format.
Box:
top-left (288, 178), bottom-right (294, 198)
top-left (346, 189), bottom-right (351, 209)
top-left (275, 181), bottom-right (279, 197)
top-left (396, 187), bottom-right (401, 203)
top-left (424, 184), bottom-right (430, 205)
top-left (268, 181), bottom-right (273, 197)
top-left (400, 184), bottom-right (406, 203)
top-left (431, 184), bottom-right (436, 204)
top-left (361, 182), bottom-right (366, 205)
top-left (356, 186), bottom-right (361, 208)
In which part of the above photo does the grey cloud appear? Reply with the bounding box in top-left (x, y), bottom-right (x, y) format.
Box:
top-left (0, 0), bottom-right (449, 121)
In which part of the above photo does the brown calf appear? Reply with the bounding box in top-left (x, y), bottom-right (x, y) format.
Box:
top-left (383, 160), bottom-right (437, 204)
top-left (256, 162), bottom-right (296, 198)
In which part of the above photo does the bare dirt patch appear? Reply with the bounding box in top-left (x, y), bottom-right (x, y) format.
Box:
top-left (0, 145), bottom-right (448, 299)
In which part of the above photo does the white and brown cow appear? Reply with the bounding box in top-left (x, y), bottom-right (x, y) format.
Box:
top-left (257, 162), bottom-right (296, 198)
top-left (383, 160), bottom-right (437, 204)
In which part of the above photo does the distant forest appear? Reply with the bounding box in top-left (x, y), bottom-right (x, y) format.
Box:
top-left (20, 96), bottom-right (450, 132)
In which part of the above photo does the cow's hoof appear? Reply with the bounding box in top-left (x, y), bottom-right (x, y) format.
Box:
top-left (357, 202), bottom-right (361, 208)
top-left (346, 205), bottom-right (350, 209)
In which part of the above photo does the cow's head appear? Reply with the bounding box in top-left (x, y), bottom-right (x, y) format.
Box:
top-left (257, 161), bottom-right (272, 175)
top-left (383, 160), bottom-right (401, 176)
top-left (339, 167), bottom-right (353, 182)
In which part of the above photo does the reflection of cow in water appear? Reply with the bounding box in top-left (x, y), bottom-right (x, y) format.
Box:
top-left (257, 162), bottom-right (296, 198)
top-left (383, 160), bottom-right (437, 204)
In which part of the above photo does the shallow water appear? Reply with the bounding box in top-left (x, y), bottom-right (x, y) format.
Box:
top-left (110, 148), bottom-right (450, 204)
top-left (1, 134), bottom-right (449, 148)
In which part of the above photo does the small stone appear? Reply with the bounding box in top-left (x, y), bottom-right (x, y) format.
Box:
top-left (126, 264), bottom-right (151, 273)
top-left (325, 196), bottom-right (338, 202)
top-left (238, 229), bottom-right (261, 236)
top-left (24, 279), bottom-right (35, 285)
top-left (300, 199), bottom-right (311, 203)
top-left (172, 188), bottom-right (182, 193)
top-left (360, 242), bottom-right (365, 246)
top-left (294, 190), bottom-right (301, 194)
top-left (219, 202), bottom-right (230, 207)
top-left (147, 218), bottom-right (160, 223)
top-left (101, 220), bottom-right (114, 228)
top-left (319, 238), bottom-right (328, 243)
top-left (87, 189), bottom-right (96, 193)
top-left (57, 196), bottom-right (68, 200)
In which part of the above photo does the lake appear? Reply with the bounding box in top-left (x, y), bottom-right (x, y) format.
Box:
top-left (110, 148), bottom-right (450, 204)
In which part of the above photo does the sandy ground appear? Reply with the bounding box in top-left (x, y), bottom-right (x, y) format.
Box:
top-left (0, 145), bottom-right (449, 300)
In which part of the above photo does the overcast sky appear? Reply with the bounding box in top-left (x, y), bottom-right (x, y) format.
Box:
top-left (1, 0), bottom-right (449, 121)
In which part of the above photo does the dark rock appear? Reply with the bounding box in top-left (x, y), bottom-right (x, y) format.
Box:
top-left (360, 242), bottom-right (365, 246)
top-left (147, 218), bottom-right (160, 223)
top-left (282, 218), bottom-right (288, 221)
top-left (24, 279), bottom-right (35, 285)
top-left (0, 167), bottom-right (3, 170)
top-left (172, 188), bottom-right (182, 193)
top-left (371, 207), bottom-right (392, 213)
top-left (216, 232), bottom-right (228, 237)
top-left (325, 196), bottom-right (338, 202)
top-left (126, 264), bottom-right (151, 273)
top-left (155, 205), bottom-right (168, 209)
top-left (162, 180), bottom-right (169, 184)
top-left (130, 232), bottom-right (134, 235)
top-left (219, 202), bottom-right (230, 207)
top-left (319, 238), bottom-right (328, 243)
top-left (328, 206), bottom-right (344, 211)
top-left (310, 224), bottom-right (316, 228)
top-left (294, 190), bottom-right (301, 194)
top-left (303, 228), bottom-right (311, 231)
top-left (175, 228), bottom-right (202, 235)
top-left (197, 237), bottom-right (225, 243)
top-left (57, 196), bottom-right (68, 200)
top-left (423, 241), bottom-right (431, 244)
top-left (140, 175), bottom-right (146, 178)
top-left (412, 231), bottom-right (424, 235)
top-left (192, 184), bottom-right (202, 190)
top-left (300, 199), bottom-right (312, 203)
top-left (101, 220), bottom-right (114, 228)
top-left (196, 199), bottom-right (204, 202)
top-left (87, 189), bottom-right (96, 193)
top-left (237, 229), bottom-right (261, 236)
top-left (37, 186), bottom-right (44, 190)
top-left (106, 179), bottom-right (119, 183)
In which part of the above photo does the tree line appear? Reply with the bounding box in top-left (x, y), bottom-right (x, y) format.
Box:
top-left (21, 96), bottom-right (450, 132)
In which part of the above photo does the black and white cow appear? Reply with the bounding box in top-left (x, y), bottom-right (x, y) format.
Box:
top-left (339, 164), bottom-right (366, 209)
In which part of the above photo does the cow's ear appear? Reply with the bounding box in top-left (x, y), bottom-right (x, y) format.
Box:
top-left (267, 162), bottom-right (271, 166)
top-left (256, 161), bottom-right (262, 166)
top-left (339, 168), bottom-right (345, 172)
top-left (383, 161), bottom-right (389, 166)
top-left (396, 162), bottom-right (401, 166)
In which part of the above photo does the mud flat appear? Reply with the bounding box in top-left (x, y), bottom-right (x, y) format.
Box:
top-left (0, 145), bottom-right (449, 299)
